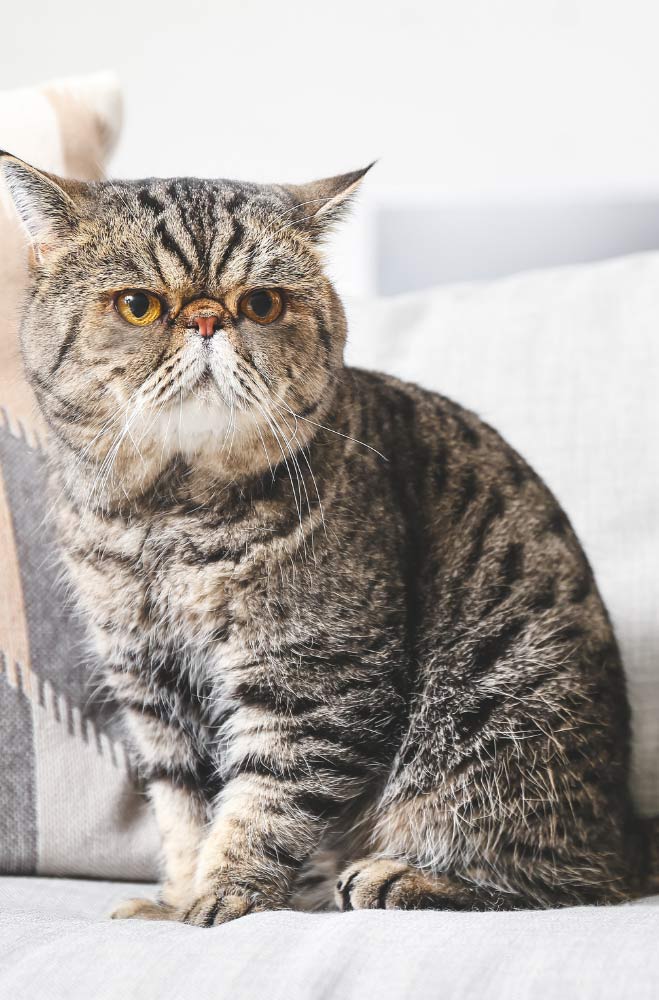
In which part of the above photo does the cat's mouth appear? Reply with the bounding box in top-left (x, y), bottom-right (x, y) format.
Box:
top-left (182, 367), bottom-right (226, 408)
top-left (192, 368), bottom-right (213, 390)
top-left (155, 336), bottom-right (257, 420)
top-left (173, 359), bottom-right (245, 419)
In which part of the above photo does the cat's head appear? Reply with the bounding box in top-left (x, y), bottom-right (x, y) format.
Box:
top-left (1, 151), bottom-right (370, 485)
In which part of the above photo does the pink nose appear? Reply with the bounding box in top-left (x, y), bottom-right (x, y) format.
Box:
top-left (192, 315), bottom-right (219, 338)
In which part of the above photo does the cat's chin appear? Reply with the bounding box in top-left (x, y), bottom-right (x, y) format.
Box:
top-left (153, 393), bottom-right (259, 463)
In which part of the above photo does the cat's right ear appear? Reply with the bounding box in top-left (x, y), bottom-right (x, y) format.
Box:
top-left (282, 163), bottom-right (375, 240)
top-left (0, 151), bottom-right (83, 260)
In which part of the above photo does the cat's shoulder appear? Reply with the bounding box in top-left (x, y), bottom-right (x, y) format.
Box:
top-left (344, 364), bottom-right (537, 483)
top-left (345, 364), bottom-right (490, 432)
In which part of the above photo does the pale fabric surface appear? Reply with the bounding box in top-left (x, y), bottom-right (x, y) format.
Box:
top-left (0, 70), bottom-right (122, 449)
top-left (0, 73), bottom-right (159, 879)
top-left (346, 252), bottom-right (659, 816)
top-left (32, 696), bottom-right (158, 880)
top-left (0, 878), bottom-right (657, 1000)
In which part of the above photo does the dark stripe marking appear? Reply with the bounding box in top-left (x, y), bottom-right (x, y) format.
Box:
top-left (547, 507), bottom-right (569, 535)
top-left (502, 541), bottom-right (524, 585)
top-left (453, 467), bottom-right (480, 521)
top-left (155, 221), bottom-right (195, 274)
top-left (570, 568), bottom-right (592, 603)
top-left (137, 189), bottom-right (166, 215)
top-left (471, 617), bottom-right (527, 675)
top-left (339, 870), bottom-right (359, 911)
top-left (377, 870), bottom-right (408, 909)
top-left (148, 243), bottom-right (168, 284)
top-left (261, 841), bottom-right (305, 870)
top-left (528, 577), bottom-right (557, 612)
top-left (481, 541), bottom-right (525, 616)
top-left (30, 371), bottom-right (89, 422)
top-left (455, 694), bottom-right (501, 740)
top-left (461, 488), bottom-right (506, 579)
top-left (50, 315), bottom-right (81, 373)
top-left (317, 320), bottom-right (332, 354)
top-left (454, 413), bottom-right (480, 448)
top-left (294, 790), bottom-right (343, 819)
top-left (233, 678), bottom-right (318, 715)
top-left (215, 222), bottom-right (245, 280)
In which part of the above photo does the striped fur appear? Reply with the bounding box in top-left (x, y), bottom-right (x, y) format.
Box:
top-left (2, 151), bottom-right (656, 922)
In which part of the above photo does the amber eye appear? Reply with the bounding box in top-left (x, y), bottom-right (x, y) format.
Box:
top-left (115, 290), bottom-right (163, 327)
top-left (239, 288), bottom-right (283, 325)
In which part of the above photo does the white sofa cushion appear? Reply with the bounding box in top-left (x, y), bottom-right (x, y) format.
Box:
top-left (346, 252), bottom-right (659, 815)
top-left (1, 877), bottom-right (658, 1000)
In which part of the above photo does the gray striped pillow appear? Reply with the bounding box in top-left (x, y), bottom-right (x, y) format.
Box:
top-left (0, 73), bottom-right (158, 879)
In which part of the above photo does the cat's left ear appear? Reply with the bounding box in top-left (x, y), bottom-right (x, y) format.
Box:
top-left (0, 150), bottom-right (85, 261)
top-left (282, 163), bottom-right (375, 238)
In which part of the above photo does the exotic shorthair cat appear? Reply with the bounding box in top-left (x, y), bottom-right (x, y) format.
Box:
top-left (2, 151), bottom-right (657, 923)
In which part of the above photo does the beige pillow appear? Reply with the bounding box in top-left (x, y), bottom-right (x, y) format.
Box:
top-left (0, 72), bottom-right (121, 446)
top-left (0, 73), bottom-right (159, 878)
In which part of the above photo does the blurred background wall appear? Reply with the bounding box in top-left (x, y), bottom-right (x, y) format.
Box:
top-left (3, 0), bottom-right (659, 297)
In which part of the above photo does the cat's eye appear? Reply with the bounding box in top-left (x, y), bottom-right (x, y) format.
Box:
top-left (115, 290), bottom-right (163, 327)
top-left (239, 288), bottom-right (283, 325)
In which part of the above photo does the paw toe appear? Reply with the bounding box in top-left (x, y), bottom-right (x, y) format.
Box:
top-left (336, 859), bottom-right (411, 911)
top-left (111, 897), bottom-right (175, 921)
top-left (183, 893), bottom-right (220, 927)
top-left (183, 891), bottom-right (256, 927)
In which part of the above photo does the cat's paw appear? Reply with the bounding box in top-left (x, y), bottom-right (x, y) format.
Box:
top-left (182, 886), bottom-right (270, 927)
top-left (336, 858), bottom-right (412, 910)
top-left (111, 896), bottom-right (177, 921)
top-left (336, 858), bottom-right (445, 911)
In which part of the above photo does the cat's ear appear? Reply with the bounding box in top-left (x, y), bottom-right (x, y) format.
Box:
top-left (0, 150), bottom-right (84, 260)
top-left (282, 163), bottom-right (375, 238)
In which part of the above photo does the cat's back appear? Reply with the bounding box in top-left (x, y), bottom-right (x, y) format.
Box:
top-left (346, 364), bottom-right (619, 658)
top-left (346, 364), bottom-right (544, 511)
top-left (348, 364), bottom-right (580, 536)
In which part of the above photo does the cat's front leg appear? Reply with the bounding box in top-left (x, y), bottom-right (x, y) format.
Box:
top-left (180, 702), bottom-right (381, 926)
top-left (180, 779), bottom-right (327, 925)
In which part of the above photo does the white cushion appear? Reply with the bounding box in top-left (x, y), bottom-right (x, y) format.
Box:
top-left (1, 877), bottom-right (657, 1000)
top-left (345, 252), bottom-right (659, 815)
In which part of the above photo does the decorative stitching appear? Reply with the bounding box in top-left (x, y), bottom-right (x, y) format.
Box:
top-left (0, 404), bottom-right (47, 453)
top-left (0, 652), bottom-right (131, 773)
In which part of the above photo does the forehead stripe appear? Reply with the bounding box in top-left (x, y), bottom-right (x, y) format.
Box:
top-left (215, 222), bottom-right (245, 281)
top-left (154, 221), bottom-right (195, 277)
top-left (147, 244), bottom-right (168, 286)
top-left (136, 189), bottom-right (166, 216)
top-left (174, 205), bottom-right (208, 269)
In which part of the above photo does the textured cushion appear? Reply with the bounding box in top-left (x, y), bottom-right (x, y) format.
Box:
top-left (1, 877), bottom-right (658, 1000)
top-left (0, 73), bottom-right (159, 879)
top-left (345, 252), bottom-right (659, 816)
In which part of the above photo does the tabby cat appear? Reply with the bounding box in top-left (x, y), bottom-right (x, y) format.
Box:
top-left (2, 150), bottom-right (657, 923)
